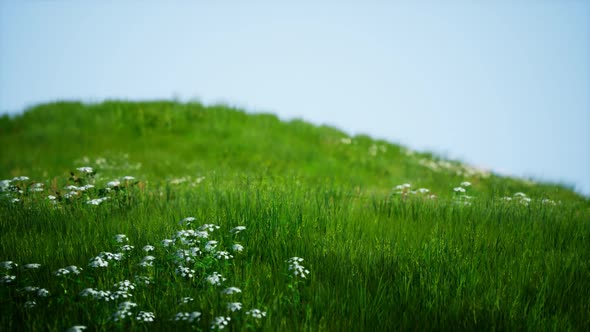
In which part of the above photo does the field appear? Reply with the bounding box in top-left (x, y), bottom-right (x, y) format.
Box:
top-left (1, 101), bottom-right (589, 331)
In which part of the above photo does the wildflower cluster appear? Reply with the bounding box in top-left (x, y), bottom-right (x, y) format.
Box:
top-left (0, 214), bottom-right (298, 330)
top-left (392, 183), bottom-right (436, 199)
top-left (287, 257), bottom-right (310, 279)
top-left (2, 168), bottom-right (141, 208)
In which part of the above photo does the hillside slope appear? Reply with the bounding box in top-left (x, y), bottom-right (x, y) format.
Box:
top-left (0, 101), bottom-right (589, 331)
top-left (0, 101), bottom-right (585, 202)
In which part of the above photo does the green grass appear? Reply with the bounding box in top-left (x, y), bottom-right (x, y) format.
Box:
top-left (1, 101), bottom-right (589, 331)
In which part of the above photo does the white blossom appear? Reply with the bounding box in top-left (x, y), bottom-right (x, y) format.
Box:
top-left (230, 226), bottom-right (246, 234)
top-left (77, 167), bottom-right (94, 174)
top-left (173, 311), bottom-right (201, 323)
top-left (221, 287), bottom-right (242, 295)
top-left (206, 272), bottom-right (226, 286)
top-left (245, 309), bottom-right (267, 319)
top-left (211, 316), bottom-right (231, 330)
top-left (227, 302), bottom-right (242, 312)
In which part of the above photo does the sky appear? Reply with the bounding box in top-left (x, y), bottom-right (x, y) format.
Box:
top-left (1, 1), bottom-right (589, 195)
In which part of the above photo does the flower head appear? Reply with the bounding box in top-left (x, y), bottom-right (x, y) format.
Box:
top-left (245, 308), bottom-right (267, 319)
top-left (173, 311), bottom-right (201, 323)
top-left (230, 226), bottom-right (246, 234)
top-left (287, 257), bottom-right (310, 278)
top-left (221, 287), bottom-right (242, 295)
top-left (37, 288), bottom-right (50, 297)
top-left (206, 272), bottom-right (226, 286)
top-left (136, 311), bottom-right (155, 322)
top-left (211, 316), bottom-right (231, 330)
top-left (1, 261), bottom-right (17, 270)
top-left (215, 251), bottom-right (233, 260)
top-left (114, 234), bottom-right (128, 243)
top-left (77, 167), bottom-right (94, 174)
top-left (0, 275), bottom-right (16, 284)
top-left (175, 266), bottom-right (195, 278)
top-left (227, 302), bottom-right (242, 312)
top-left (54, 268), bottom-right (71, 277)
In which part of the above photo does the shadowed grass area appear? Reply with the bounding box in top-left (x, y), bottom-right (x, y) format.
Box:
top-left (0, 101), bottom-right (589, 331)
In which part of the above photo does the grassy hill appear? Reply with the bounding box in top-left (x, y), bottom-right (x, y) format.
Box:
top-left (1, 101), bottom-right (589, 331)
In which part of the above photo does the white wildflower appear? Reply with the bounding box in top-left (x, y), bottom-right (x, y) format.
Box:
top-left (12, 176), bottom-right (29, 181)
top-left (114, 234), bottom-right (128, 243)
top-left (136, 311), bottom-right (155, 322)
top-left (134, 275), bottom-right (152, 285)
top-left (0, 275), bottom-right (16, 284)
top-left (122, 176), bottom-right (135, 181)
top-left (47, 195), bottom-right (56, 200)
top-left (77, 167), bottom-right (94, 174)
top-left (112, 309), bottom-right (134, 322)
top-left (175, 266), bottom-right (195, 278)
top-left (227, 302), bottom-right (242, 312)
top-left (79, 184), bottom-right (95, 191)
top-left (115, 280), bottom-right (135, 292)
top-left (514, 192), bottom-right (527, 197)
top-left (205, 240), bottom-right (218, 252)
top-left (211, 316), bottom-right (231, 330)
top-left (161, 239), bottom-right (175, 247)
top-left (179, 297), bottom-right (194, 304)
top-left (199, 223), bottom-right (220, 232)
top-left (221, 287), bottom-right (242, 295)
top-left (461, 181), bottom-right (472, 187)
top-left (63, 191), bottom-right (78, 199)
top-left (139, 255), bottom-right (156, 267)
top-left (232, 243), bottom-right (244, 252)
top-left (245, 309), bottom-right (267, 319)
top-left (31, 183), bottom-right (44, 192)
top-left (79, 288), bottom-right (98, 297)
top-left (66, 325), bottom-right (87, 332)
top-left (230, 226), bottom-right (246, 234)
top-left (118, 301), bottom-right (138, 311)
top-left (54, 268), bottom-right (71, 277)
top-left (417, 188), bottom-right (430, 193)
top-left (206, 272), bottom-right (226, 286)
top-left (120, 245), bottom-right (134, 251)
top-left (453, 187), bottom-right (466, 193)
top-left (87, 197), bottom-right (109, 205)
top-left (180, 217), bottom-right (195, 226)
top-left (64, 185), bottom-right (79, 191)
top-left (215, 251), bottom-right (233, 260)
top-left (88, 256), bottom-right (108, 268)
top-left (10, 198), bottom-right (20, 203)
top-left (66, 265), bottom-right (82, 274)
top-left (37, 288), bottom-right (50, 297)
top-left (24, 300), bottom-right (36, 309)
top-left (100, 252), bottom-right (123, 261)
top-left (173, 311), bottom-right (201, 323)
top-left (142, 245), bottom-right (155, 252)
top-left (1, 261), bottom-right (17, 270)
top-left (107, 180), bottom-right (120, 188)
top-left (287, 257), bottom-right (310, 278)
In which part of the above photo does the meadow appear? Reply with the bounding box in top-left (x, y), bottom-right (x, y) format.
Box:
top-left (1, 101), bottom-right (589, 331)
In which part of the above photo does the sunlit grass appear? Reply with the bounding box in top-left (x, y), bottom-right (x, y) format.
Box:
top-left (1, 101), bottom-right (589, 331)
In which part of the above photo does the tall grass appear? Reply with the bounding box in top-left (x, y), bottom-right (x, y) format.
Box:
top-left (1, 102), bottom-right (589, 331)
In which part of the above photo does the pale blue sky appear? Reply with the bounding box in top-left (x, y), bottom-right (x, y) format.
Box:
top-left (1, 1), bottom-right (589, 195)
